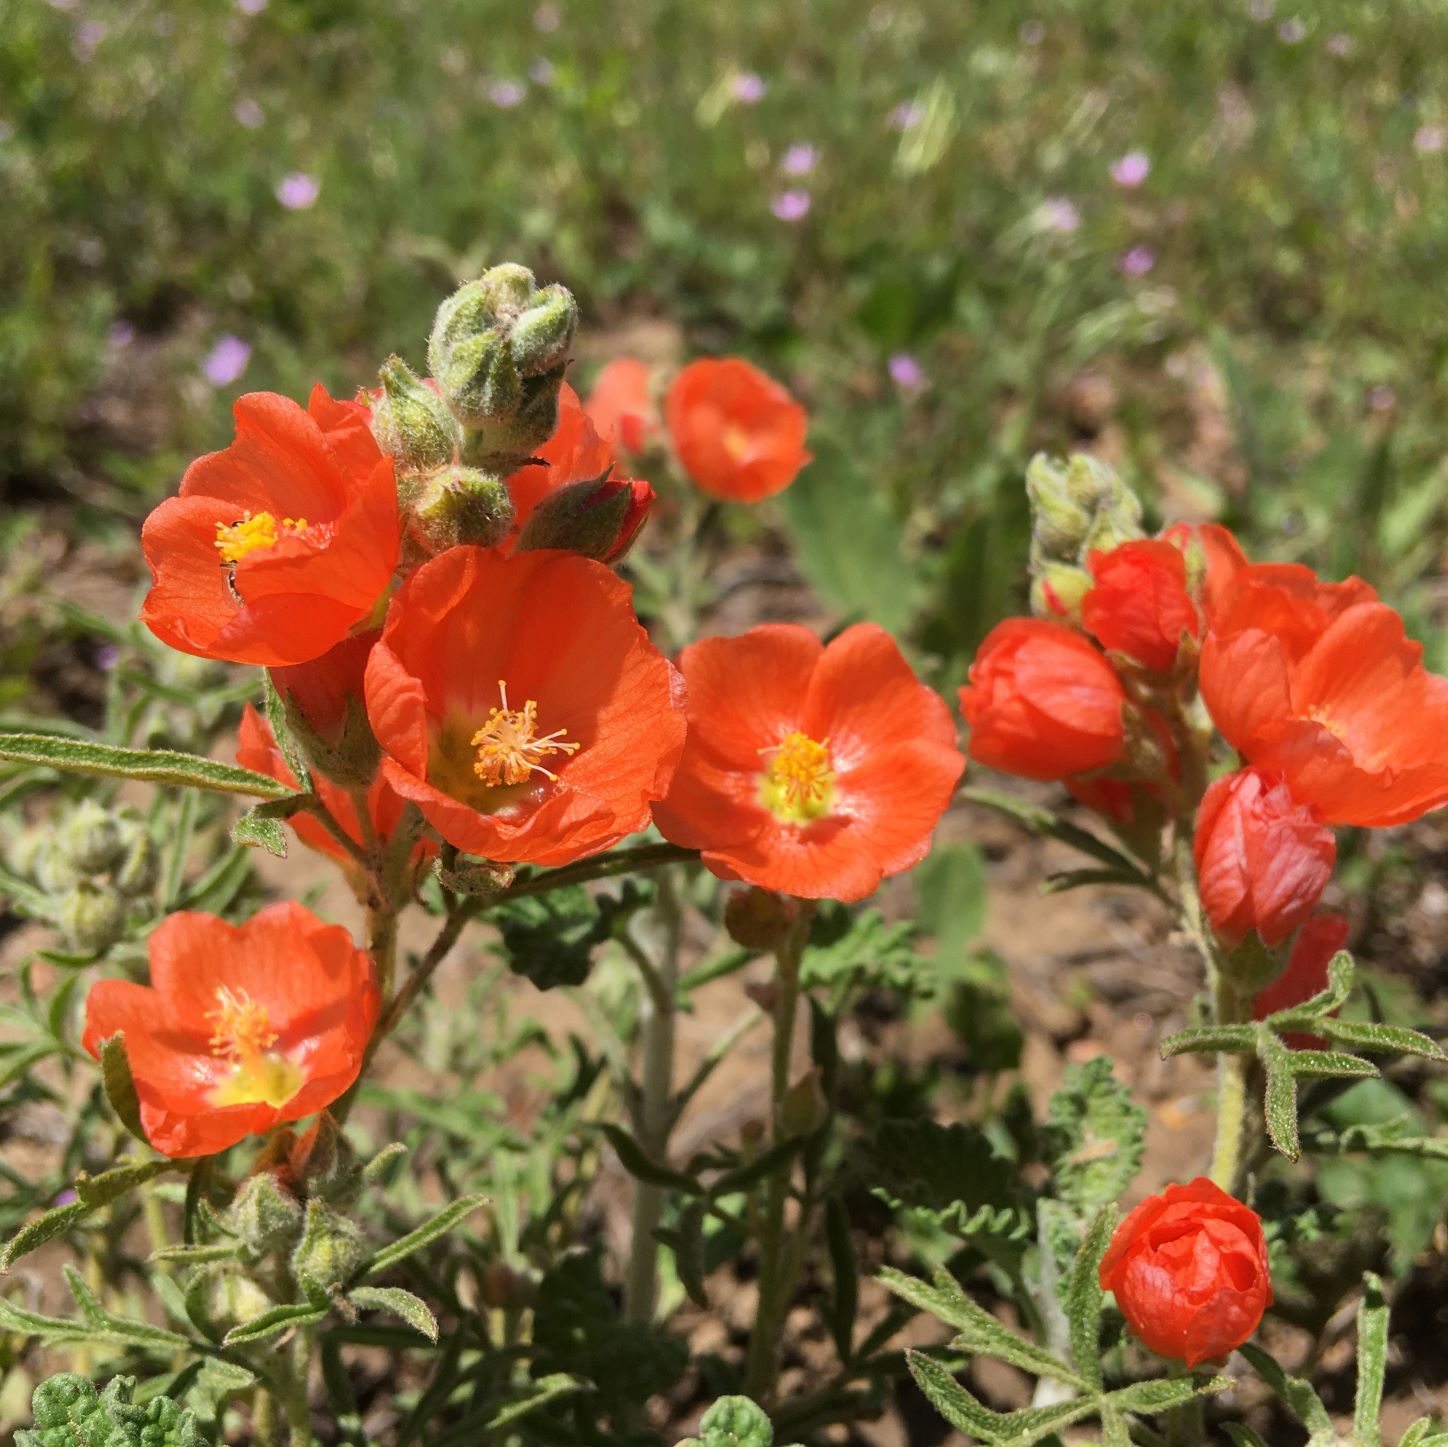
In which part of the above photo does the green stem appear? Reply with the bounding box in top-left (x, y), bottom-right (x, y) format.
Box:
top-left (743, 906), bottom-right (813, 1403)
top-left (501, 841), bottom-right (698, 901)
top-left (623, 870), bottom-right (683, 1322)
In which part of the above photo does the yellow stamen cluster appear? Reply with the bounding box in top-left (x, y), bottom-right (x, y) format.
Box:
top-left (760, 730), bottom-right (835, 822)
top-left (214, 511), bottom-right (309, 566)
top-left (207, 986), bottom-right (278, 1061)
top-left (722, 424), bottom-right (753, 463)
top-left (205, 986), bottom-right (303, 1109)
top-left (471, 681), bottom-right (579, 788)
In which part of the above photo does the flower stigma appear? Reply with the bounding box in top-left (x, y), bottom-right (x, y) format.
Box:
top-left (760, 730), bottom-right (835, 822)
top-left (206, 985), bottom-right (303, 1108)
top-left (472, 680), bottom-right (580, 787)
top-left (214, 511), bottom-right (309, 566)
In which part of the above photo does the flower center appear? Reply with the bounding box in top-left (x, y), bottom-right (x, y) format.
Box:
top-left (723, 424), bottom-right (753, 462)
top-left (471, 681), bottom-right (579, 788)
top-left (760, 730), bottom-right (835, 823)
top-left (206, 986), bottom-right (303, 1109)
top-left (214, 511), bottom-right (309, 566)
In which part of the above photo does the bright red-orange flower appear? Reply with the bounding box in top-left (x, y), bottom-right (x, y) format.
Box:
top-left (960, 619), bottom-right (1128, 781)
top-left (1200, 564), bottom-right (1448, 826)
top-left (365, 547), bottom-right (685, 865)
top-left (1194, 767), bottom-right (1335, 947)
top-left (1083, 538), bottom-right (1199, 672)
top-left (141, 387), bottom-right (400, 666)
top-left (82, 902), bottom-right (378, 1158)
top-left (665, 358), bottom-right (811, 502)
top-left (652, 624), bottom-right (964, 901)
top-left (1100, 1178), bottom-right (1272, 1368)
top-left (585, 358), bottom-right (660, 454)
top-left (1162, 521), bottom-right (1248, 622)
top-left (503, 383), bottom-right (654, 560)
top-left (1254, 912), bottom-right (1350, 1049)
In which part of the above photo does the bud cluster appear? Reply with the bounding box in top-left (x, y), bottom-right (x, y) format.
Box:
top-left (8, 801), bottom-right (158, 955)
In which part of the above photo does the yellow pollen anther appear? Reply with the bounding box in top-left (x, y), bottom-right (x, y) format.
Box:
top-left (760, 730), bottom-right (835, 822)
top-left (207, 986), bottom-right (277, 1062)
top-left (214, 511), bottom-right (309, 566)
top-left (471, 681), bottom-right (579, 787)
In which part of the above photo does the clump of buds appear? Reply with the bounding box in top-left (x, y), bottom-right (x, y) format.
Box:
top-left (1025, 453), bottom-right (1145, 621)
top-left (9, 802), bottom-right (159, 955)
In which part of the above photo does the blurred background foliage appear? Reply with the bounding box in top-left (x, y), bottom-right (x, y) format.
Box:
top-left (3, 0), bottom-right (1448, 681)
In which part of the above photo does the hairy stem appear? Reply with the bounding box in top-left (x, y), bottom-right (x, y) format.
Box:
top-left (624, 869), bottom-right (683, 1322)
top-left (744, 905), bottom-right (813, 1403)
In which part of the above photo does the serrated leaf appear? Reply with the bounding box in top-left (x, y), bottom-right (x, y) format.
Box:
top-left (231, 807), bottom-right (288, 857)
top-left (1354, 1272), bottom-right (1389, 1447)
top-left (362, 1191), bottom-right (488, 1278)
top-left (1, 1158), bottom-right (174, 1268)
top-left (600, 1123), bottom-right (702, 1194)
top-left (14, 1372), bottom-right (209, 1447)
top-left (0, 732), bottom-right (294, 798)
top-left (1042, 1058), bottom-right (1146, 1217)
top-left (865, 1118), bottom-right (1028, 1231)
top-left (1159, 1025), bottom-right (1257, 1057)
top-left (683, 1395), bottom-right (774, 1447)
top-left (484, 1373), bottom-right (587, 1431)
top-left (99, 1033), bottom-right (148, 1144)
top-left (878, 1267), bottom-right (1082, 1386)
top-left (1322, 1020), bottom-right (1446, 1060)
top-left (349, 1285), bottom-right (438, 1342)
top-left (905, 1351), bottom-right (1007, 1437)
top-left (1239, 1343), bottom-right (1334, 1437)
top-left (1067, 1205), bottom-right (1115, 1389)
top-left (222, 1300), bottom-right (327, 1346)
top-left (1106, 1374), bottom-right (1231, 1416)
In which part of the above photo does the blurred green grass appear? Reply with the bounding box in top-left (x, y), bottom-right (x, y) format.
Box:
top-left (4, 0), bottom-right (1447, 672)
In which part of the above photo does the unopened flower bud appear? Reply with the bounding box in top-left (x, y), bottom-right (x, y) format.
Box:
top-left (59, 801), bottom-right (124, 875)
top-left (204, 1265), bottom-right (274, 1329)
top-left (407, 466), bottom-right (515, 555)
top-left (514, 470), bottom-right (654, 563)
top-left (230, 1171), bottom-right (305, 1257)
top-left (439, 329), bottom-right (521, 427)
top-left (372, 357), bottom-right (461, 476)
top-left (57, 880), bottom-right (126, 954)
top-left (1025, 454), bottom-right (1093, 559)
top-left (508, 283), bottom-right (579, 376)
top-left (290, 1198), bottom-right (369, 1289)
top-left (113, 822), bottom-right (160, 897)
top-left (1029, 562), bottom-right (1092, 622)
top-left (291, 1114), bottom-right (363, 1205)
top-left (34, 840), bottom-right (83, 894)
top-left (778, 1067), bottom-right (828, 1138)
top-left (724, 887), bottom-right (800, 951)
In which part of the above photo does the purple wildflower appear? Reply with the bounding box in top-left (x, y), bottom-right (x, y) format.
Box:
top-left (236, 0), bottom-right (267, 12)
top-left (275, 172), bottom-right (320, 210)
top-left (51, 1189), bottom-right (79, 1207)
top-left (731, 71), bottom-right (766, 104)
top-left (1037, 196), bottom-right (1081, 233)
top-left (528, 57), bottom-right (555, 86)
top-left (202, 335), bottom-right (252, 388)
top-left (108, 321), bottom-right (135, 349)
top-left (1277, 17), bottom-right (1306, 42)
top-left (233, 97), bottom-right (264, 129)
top-left (1110, 150), bottom-right (1150, 188)
top-left (888, 353), bottom-right (925, 390)
top-left (781, 142), bottom-right (817, 176)
top-left (533, 2), bottom-right (560, 32)
top-left (1368, 384), bottom-right (1397, 411)
top-left (72, 20), bottom-right (106, 60)
top-left (488, 79), bottom-right (527, 108)
top-left (1020, 19), bottom-right (1045, 44)
top-left (1118, 245), bottom-right (1156, 278)
top-left (1248, 0), bottom-right (1274, 19)
top-left (1325, 32), bottom-right (1354, 56)
top-left (1414, 125), bottom-right (1446, 154)
top-left (96, 644), bottom-right (120, 671)
top-left (888, 100), bottom-right (924, 131)
top-left (770, 189), bottom-right (811, 222)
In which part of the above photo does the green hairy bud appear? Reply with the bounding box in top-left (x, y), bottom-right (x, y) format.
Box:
top-left (372, 356), bottom-right (461, 477)
top-left (290, 1198), bottom-right (369, 1289)
top-left (57, 880), bottom-right (126, 955)
top-left (113, 821), bottom-right (159, 897)
top-left (58, 800), bottom-right (124, 875)
top-left (230, 1171), bottom-right (305, 1257)
top-left (407, 465), bottom-right (515, 555)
